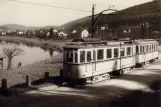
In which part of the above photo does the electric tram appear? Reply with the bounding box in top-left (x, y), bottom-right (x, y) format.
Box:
top-left (61, 39), bottom-right (159, 84)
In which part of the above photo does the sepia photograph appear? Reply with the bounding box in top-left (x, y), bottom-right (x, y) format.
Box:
top-left (0, 0), bottom-right (161, 107)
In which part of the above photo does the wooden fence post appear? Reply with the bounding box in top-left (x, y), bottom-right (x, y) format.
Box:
top-left (2, 79), bottom-right (7, 90)
top-left (60, 69), bottom-right (63, 77)
top-left (45, 72), bottom-right (49, 82)
top-left (26, 75), bottom-right (31, 87)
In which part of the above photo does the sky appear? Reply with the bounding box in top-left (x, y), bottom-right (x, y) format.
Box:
top-left (0, 0), bottom-right (152, 27)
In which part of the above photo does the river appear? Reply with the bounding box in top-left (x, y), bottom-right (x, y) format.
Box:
top-left (0, 40), bottom-right (60, 69)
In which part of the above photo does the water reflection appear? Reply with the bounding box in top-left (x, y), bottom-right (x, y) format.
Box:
top-left (0, 40), bottom-right (60, 69)
top-left (49, 48), bottom-right (54, 57)
top-left (40, 46), bottom-right (48, 52)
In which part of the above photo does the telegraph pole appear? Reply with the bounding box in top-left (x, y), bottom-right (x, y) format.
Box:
top-left (141, 21), bottom-right (144, 39)
top-left (92, 4), bottom-right (95, 38)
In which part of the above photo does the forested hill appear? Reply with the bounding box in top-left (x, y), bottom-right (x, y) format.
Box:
top-left (61, 0), bottom-right (161, 29)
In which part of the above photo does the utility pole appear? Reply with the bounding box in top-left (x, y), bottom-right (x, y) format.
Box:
top-left (92, 4), bottom-right (95, 38)
top-left (148, 20), bottom-right (151, 39)
top-left (141, 21), bottom-right (144, 39)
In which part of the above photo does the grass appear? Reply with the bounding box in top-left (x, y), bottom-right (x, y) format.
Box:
top-left (0, 36), bottom-right (65, 87)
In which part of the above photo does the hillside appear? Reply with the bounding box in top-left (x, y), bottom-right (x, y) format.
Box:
top-left (61, 16), bottom-right (91, 28)
top-left (61, 0), bottom-right (161, 29)
top-left (0, 24), bottom-right (59, 31)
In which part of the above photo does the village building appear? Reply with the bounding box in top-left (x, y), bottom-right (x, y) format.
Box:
top-left (17, 31), bottom-right (24, 35)
top-left (1, 31), bottom-right (6, 36)
top-left (53, 29), bottom-right (58, 33)
top-left (81, 29), bottom-right (89, 38)
top-left (72, 30), bottom-right (77, 34)
top-left (58, 31), bottom-right (68, 39)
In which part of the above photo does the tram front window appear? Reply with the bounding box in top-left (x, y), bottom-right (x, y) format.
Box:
top-left (80, 51), bottom-right (85, 63)
top-left (66, 52), bottom-right (73, 63)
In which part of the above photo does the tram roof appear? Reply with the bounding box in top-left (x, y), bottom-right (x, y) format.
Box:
top-left (134, 39), bottom-right (158, 45)
top-left (64, 41), bottom-right (134, 49)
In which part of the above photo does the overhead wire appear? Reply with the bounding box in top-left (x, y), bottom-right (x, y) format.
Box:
top-left (8, 0), bottom-right (92, 13)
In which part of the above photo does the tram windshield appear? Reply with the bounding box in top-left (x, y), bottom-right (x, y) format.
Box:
top-left (64, 48), bottom-right (78, 63)
top-left (66, 51), bottom-right (73, 63)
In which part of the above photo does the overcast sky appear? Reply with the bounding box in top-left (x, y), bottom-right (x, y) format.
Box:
top-left (0, 0), bottom-right (152, 26)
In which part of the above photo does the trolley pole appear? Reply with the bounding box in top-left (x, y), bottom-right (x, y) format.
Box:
top-left (92, 5), bottom-right (95, 38)
top-left (141, 21), bottom-right (144, 39)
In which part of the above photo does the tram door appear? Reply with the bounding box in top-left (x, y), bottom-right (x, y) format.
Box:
top-left (86, 50), bottom-right (95, 76)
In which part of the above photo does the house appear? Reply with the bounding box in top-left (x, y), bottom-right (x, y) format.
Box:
top-left (53, 29), bottom-right (58, 33)
top-left (81, 30), bottom-right (89, 38)
top-left (58, 31), bottom-right (68, 39)
top-left (16, 31), bottom-right (24, 35)
top-left (72, 30), bottom-right (77, 34)
top-left (1, 31), bottom-right (6, 36)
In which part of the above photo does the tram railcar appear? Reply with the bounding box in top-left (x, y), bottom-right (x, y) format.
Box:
top-left (62, 40), bottom-right (136, 84)
top-left (134, 39), bottom-right (159, 67)
top-left (61, 39), bottom-right (159, 84)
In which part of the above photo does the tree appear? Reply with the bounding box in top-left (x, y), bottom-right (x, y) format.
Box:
top-left (49, 28), bottom-right (54, 39)
top-left (3, 47), bottom-right (24, 69)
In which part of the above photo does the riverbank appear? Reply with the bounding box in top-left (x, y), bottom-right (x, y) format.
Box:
top-left (0, 36), bottom-right (71, 52)
top-left (0, 36), bottom-right (66, 88)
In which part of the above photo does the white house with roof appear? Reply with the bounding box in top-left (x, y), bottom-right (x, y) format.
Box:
top-left (53, 29), bottom-right (58, 33)
top-left (81, 29), bottom-right (89, 38)
top-left (58, 31), bottom-right (68, 38)
top-left (1, 31), bottom-right (6, 35)
top-left (72, 30), bottom-right (77, 34)
top-left (17, 31), bottom-right (24, 35)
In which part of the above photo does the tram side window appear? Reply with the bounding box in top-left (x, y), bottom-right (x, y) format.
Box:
top-left (107, 49), bottom-right (112, 59)
top-left (127, 47), bottom-right (131, 55)
top-left (140, 46), bottom-right (142, 53)
top-left (114, 48), bottom-right (119, 58)
top-left (147, 45), bottom-right (149, 52)
top-left (74, 52), bottom-right (78, 63)
top-left (156, 44), bottom-right (158, 50)
top-left (154, 44), bottom-right (155, 51)
top-left (143, 46), bottom-right (145, 53)
top-left (150, 45), bottom-right (152, 52)
top-left (80, 51), bottom-right (85, 63)
top-left (136, 46), bottom-right (139, 54)
top-left (66, 52), bottom-right (73, 63)
top-left (87, 51), bottom-right (92, 62)
top-left (97, 49), bottom-right (104, 60)
top-left (93, 50), bottom-right (96, 61)
top-left (120, 48), bottom-right (125, 57)
top-left (155, 44), bottom-right (157, 50)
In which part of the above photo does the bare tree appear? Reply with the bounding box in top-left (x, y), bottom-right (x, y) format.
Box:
top-left (3, 46), bottom-right (24, 69)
